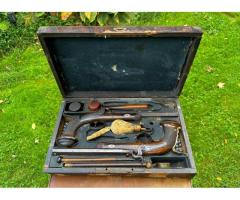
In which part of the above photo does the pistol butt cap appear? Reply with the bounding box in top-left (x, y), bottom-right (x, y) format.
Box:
top-left (57, 136), bottom-right (78, 147)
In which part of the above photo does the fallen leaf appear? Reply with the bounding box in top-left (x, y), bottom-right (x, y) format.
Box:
top-left (0, 100), bottom-right (4, 104)
top-left (217, 82), bottom-right (225, 89)
top-left (32, 123), bottom-right (36, 130)
top-left (206, 66), bottom-right (214, 73)
top-left (216, 177), bottom-right (222, 181)
top-left (224, 139), bottom-right (227, 144)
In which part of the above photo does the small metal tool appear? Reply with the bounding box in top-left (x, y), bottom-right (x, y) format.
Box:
top-left (57, 156), bottom-right (137, 163)
top-left (63, 161), bottom-right (152, 168)
top-left (103, 100), bottom-right (176, 111)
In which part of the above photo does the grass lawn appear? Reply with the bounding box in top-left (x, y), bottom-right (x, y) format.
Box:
top-left (0, 12), bottom-right (239, 187)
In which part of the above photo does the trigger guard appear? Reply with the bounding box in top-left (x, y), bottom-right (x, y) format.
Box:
top-left (131, 145), bottom-right (144, 160)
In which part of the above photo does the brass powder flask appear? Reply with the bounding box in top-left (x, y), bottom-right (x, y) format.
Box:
top-left (87, 119), bottom-right (147, 141)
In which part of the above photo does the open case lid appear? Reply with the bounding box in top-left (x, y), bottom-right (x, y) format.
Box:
top-left (37, 26), bottom-right (202, 98)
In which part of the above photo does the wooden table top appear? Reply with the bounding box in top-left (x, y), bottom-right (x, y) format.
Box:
top-left (49, 175), bottom-right (192, 188)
